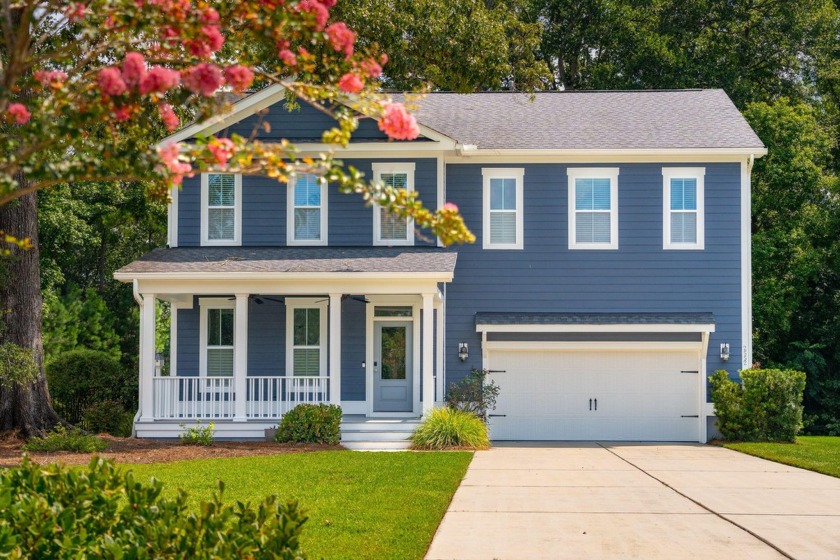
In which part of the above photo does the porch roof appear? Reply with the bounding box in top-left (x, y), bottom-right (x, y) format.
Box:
top-left (114, 246), bottom-right (458, 278)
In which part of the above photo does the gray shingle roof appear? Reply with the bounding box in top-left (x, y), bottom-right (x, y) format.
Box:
top-left (475, 312), bottom-right (715, 326)
top-left (115, 247), bottom-right (457, 275)
top-left (406, 89), bottom-right (764, 151)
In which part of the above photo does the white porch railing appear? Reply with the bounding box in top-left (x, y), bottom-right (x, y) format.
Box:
top-left (152, 376), bottom-right (330, 420)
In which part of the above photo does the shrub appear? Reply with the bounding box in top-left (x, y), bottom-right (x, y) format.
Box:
top-left (275, 404), bottom-right (342, 445)
top-left (411, 407), bottom-right (490, 450)
top-left (82, 399), bottom-right (133, 437)
top-left (179, 421), bottom-right (215, 446)
top-left (445, 368), bottom-right (500, 422)
top-left (23, 425), bottom-right (108, 453)
top-left (47, 349), bottom-right (137, 424)
top-left (0, 457), bottom-right (307, 559)
top-left (710, 368), bottom-right (807, 442)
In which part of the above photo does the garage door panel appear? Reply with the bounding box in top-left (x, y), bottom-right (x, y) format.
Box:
top-left (487, 349), bottom-right (699, 442)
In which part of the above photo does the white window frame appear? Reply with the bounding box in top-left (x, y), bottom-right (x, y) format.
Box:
top-left (663, 167), bottom-right (705, 250)
top-left (567, 167), bottom-right (620, 250)
top-left (287, 174), bottom-right (328, 246)
top-left (198, 298), bottom-right (236, 377)
top-left (200, 173), bottom-right (242, 246)
top-left (371, 162), bottom-right (416, 246)
top-left (285, 298), bottom-right (328, 377)
top-left (482, 168), bottom-right (525, 250)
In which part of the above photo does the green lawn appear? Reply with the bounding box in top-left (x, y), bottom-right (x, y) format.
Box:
top-left (125, 451), bottom-right (472, 560)
top-left (724, 436), bottom-right (840, 478)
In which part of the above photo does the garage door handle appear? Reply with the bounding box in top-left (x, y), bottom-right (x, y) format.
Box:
top-left (589, 398), bottom-right (592, 411)
top-left (681, 415), bottom-right (699, 418)
top-left (488, 414), bottom-right (506, 418)
top-left (594, 398), bottom-right (597, 411)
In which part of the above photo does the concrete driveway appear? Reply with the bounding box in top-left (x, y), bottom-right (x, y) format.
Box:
top-left (426, 443), bottom-right (840, 560)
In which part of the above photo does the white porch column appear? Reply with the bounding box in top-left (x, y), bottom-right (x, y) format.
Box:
top-left (422, 293), bottom-right (435, 415)
top-left (329, 293), bottom-right (342, 407)
top-left (435, 302), bottom-right (444, 403)
top-left (139, 293), bottom-right (156, 422)
top-left (234, 293), bottom-right (249, 421)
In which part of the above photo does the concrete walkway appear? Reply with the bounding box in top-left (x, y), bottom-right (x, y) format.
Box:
top-left (426, 443), bottom-right (840, 560)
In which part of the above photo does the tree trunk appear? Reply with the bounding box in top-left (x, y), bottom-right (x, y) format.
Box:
top-left (0, 188), bottom-right (62, 437)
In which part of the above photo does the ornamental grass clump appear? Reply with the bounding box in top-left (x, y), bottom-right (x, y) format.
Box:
top-left (411, 408), bottom-right (490, 450)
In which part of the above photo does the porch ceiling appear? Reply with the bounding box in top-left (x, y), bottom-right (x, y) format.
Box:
top-left (114, 246), bottom-right (457, 279)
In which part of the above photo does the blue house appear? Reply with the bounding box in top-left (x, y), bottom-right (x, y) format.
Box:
top-left (115, 85), bottom-right (766, 448)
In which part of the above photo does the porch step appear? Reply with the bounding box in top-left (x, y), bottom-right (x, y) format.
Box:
top-left (340, 417), bottom-right (420, 451)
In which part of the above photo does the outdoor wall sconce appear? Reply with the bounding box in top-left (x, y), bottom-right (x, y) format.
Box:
top-left (720, 343), bottom-right (730, 361)
top-left (458, 342), bottom-right (469, 362)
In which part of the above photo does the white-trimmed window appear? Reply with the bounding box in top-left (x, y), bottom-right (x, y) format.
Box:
top-left (663, 167), bottom-right (705, 250)
top-left (199, 299), bottom-right (235, 377)
top-left (287, 173), bottom-right (327, 245)
top-left (372, 162), bottom-right (415, 246)
top-left (201, 173), bottom-right (242, 245)
top-left (567, 168), bottom-right (619, 250)
top-left (482, 168), bottom-right (525, 250)
top-left (285, 299), bottom-right (327, 377)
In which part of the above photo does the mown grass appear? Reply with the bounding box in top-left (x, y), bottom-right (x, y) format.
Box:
top-left (125, 451), bottom-right (472, 559)
top-left (724, 436), bottom-right (840, 478)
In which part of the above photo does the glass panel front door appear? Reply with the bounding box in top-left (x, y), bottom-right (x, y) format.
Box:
top-left (373, 321), bottom-right (413, 412)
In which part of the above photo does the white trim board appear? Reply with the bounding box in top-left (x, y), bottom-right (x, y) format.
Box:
top-left (476, 324), bottom-right (716, 334)
top-left (741, 157), bottom-right (753, 368)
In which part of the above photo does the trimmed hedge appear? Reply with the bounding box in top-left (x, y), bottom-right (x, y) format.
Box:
top-left (275, 404), bottom-right (342, 445)
top-left (0, 457), bottom-right (307, 559)
top-left (710, 368), bottom-right (806, 442)
top-left (46, 349), bottom-right (136, 425)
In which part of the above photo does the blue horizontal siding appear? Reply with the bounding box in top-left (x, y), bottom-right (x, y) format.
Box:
top-left (443, 162), bottom-right (742, 394)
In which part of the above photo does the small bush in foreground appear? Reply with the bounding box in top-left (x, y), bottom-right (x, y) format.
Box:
top-left (276, 404), bottom-right (342, 445)
top-left (711, 368), bottom-right (806, 442)
top-left (179, 421), bottom-right (215, 446)
top-left (411, 408), bottom-right (490, 450)
top-left (82, 399), bottom-right (133, 437)
top-left (445, 368), bottom-right (500, 422)
top-left (23, 425), bottom-right (107, 453)
top-left (0, 457), bottom-right (307, 559)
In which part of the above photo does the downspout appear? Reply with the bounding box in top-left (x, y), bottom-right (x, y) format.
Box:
top-left (132, 279), bottom-right (143, 436)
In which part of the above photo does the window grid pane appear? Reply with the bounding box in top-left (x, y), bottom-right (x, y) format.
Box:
top-left (671, 211), bottom-right (698, 243)
top-left (380, 207), bottom-right (408, 240)
top-left (293, 349), bottom-right (320, 376)
top-left (207, 348), bottom-right (234, 376)
top-left (490, 211), bottom-right (517, 244)
top-left (294, 174), bottom-right (321, 207)
top-left (294, 208), bottom-right (321, 240)
top-left (208, 174), bottom-right (235, 207)
top-left (207, 309), bottom-right (234, 346)
top-left (575, 178), bottom-right (611, 210)
top-left (575, 211), bottom-right (611, 243)
top-left (670, 178), bottom-right (697, 210)
top-left (292, 308), bottom-right (321, 376)
top-left (490, 178), bottom-right (516, 210)
top-left (208, 208), bottom-right (235, 240)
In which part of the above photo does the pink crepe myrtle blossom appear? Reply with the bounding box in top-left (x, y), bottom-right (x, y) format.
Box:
top-left (121, 52), bottom-right (147, 88)
top-left (34, 70), bottom-right (68, 87)
top-left (360, 58), bottom-right (382, 78)
top-left (139, 66), bottom-right (181, 94)
top-left (97, 67), bottom-right (127, 96)
top-left (378, 102), bottom-right (420, 141)
top-left (224, 65), bottom-right (255, 93)
top-left (338, 73), bottom-right (364, 93)
top-left (159, 103), bottom-right (180, 131)
top-left (326, 22), bottom-right (356, 59)
top-left (296, 0), bottom-right (329, 30)
top-left (278, 49), bottom-right (297, 66)
top-left (7, 103), bottom-right (31, 125)
top-left (186, 25), bottom-right (225, 57)
top-left (316, 0), bottom-right (337, 7)
top-left (207, 138), bottom-right (236, 166)
top-left (157, 142), bottom-right (193, 185)
top-left (182, 63), bottom-right (223, 96)
top-left (442, 202), bottom-right (459, 212)
top-left (64, 2), bottom-right (86, 22)
top-left (200, 7), bottom-right (220, 24)
top-left (113, 106), bottom-right (133, 122)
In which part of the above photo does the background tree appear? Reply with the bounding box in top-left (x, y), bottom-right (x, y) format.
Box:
top-left (1, 0), bottom-right (473, 436)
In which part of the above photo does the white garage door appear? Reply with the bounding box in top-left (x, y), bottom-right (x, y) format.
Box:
top-left (486, 348), bottom-right (700, 441)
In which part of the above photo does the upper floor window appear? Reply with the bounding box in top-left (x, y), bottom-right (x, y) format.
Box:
top-left (482, 168), bottom-right (525, 250)
top-left (663, 168), bottom-right (705, 250)
top-left (286, 299), bottom-right (327, 377)
top-left (288, 173), bottom-right (327, 245)
top-left (201, 173), bottom-right (242, 246)
top-left (567, 168), bottom-right (619, 250)
top-left (199, 299), bottom-right (235, 377)
top-left (372, 162), bottom-right (415, 246)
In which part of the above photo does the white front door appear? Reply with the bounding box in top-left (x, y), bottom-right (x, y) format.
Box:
top-left (486, 348), bottom-right (700, 441)
top-left (373, 321), bottom-right (414, 412)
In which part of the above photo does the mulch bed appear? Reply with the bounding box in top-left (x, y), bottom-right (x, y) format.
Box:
top-left (0, 433), bottom-right (343, 467)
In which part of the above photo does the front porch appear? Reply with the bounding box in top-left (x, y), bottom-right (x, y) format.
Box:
top-left (117, 247), bottom-right (457, 443)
